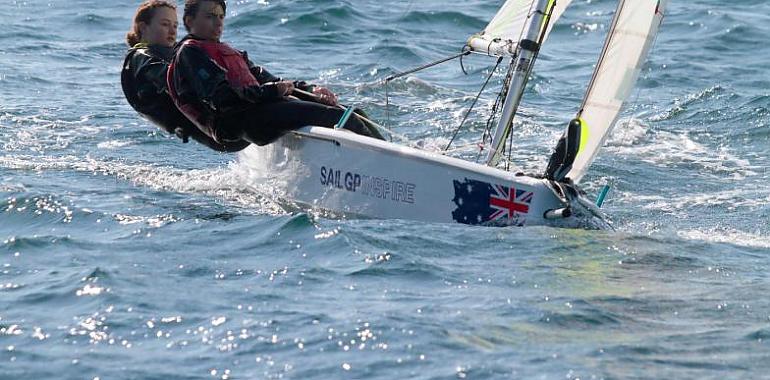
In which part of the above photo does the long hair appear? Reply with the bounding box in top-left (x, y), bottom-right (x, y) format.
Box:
top-left (183, 0), bottom-right (227, 31)
top-left (126, 0), bottom-right (177, 47)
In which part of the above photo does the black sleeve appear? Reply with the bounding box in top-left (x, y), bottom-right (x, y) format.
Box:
top-left (237, 82), bottom-right (282, 105)
top-left (125, 51), bottom-right (168, 106)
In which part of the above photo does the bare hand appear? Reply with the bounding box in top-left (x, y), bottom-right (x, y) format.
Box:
top-left (275, 81), bottom-right (295, 97)
top-left (313, 86), bottom-right (338, 106)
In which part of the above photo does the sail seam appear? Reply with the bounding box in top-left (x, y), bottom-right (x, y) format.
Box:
top-left (613, 29), bottom-right (657, 41)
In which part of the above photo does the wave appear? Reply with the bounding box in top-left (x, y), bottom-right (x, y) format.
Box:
top-left (229, 2), bottom-right (366, 31)
top-left (712, 24), bottom-right (768, 49)
top-left (1, 235), bottom-right (78, 251)
top-left (0, 30), bottom-right (56, 42)
top-left (677, 228), bottom-right (770, 250)
top-left (397, 10), bottom-right (486, 29)
top-left (539, 308), bottom-right (624, 329)
top-left (0, 193), bottom-right (80, 226)
top-left (604, 127), bottom-right (756, 182)
top-left (348, 260), bottom-right (447, 280)
top-left (1, 113), bottom-right (104, 153)
top-left (633, 187), bottom-right (769, 211)
top-left (0, 153), bottom-right (287, 216)
top-left (649, 85), bottom-right (725, 122)
top-left (69, 13), bottom-right (119, 27)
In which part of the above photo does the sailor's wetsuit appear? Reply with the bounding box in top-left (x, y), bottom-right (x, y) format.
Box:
top-left (121, 43), bottom-right (249, 152)
top-left (167, 35), bottom-right (375, 146)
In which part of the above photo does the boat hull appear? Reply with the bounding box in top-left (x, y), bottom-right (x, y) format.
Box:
top-left (238, 127), bottom-right (608, 228)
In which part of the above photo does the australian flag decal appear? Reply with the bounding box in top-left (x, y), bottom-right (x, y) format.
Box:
top-left (451, 178), bottom-right (534, 226)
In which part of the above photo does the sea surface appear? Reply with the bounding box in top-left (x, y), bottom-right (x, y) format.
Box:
top-left (1, 0), bottom-right (769, 379)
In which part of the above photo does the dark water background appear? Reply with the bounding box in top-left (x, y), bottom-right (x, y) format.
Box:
top-left (1, 0), bottom-right (769, 378)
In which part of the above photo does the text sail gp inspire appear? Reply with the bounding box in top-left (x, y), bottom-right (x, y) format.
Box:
top-left (319, 166), bottom-right (416, 204)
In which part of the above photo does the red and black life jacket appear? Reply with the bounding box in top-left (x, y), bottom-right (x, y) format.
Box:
top-left (167, 39), bottom-right (260, 142)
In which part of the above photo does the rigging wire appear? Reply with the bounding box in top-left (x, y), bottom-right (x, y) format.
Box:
top-left (493, 2), bottom-right (557, 168)
top-left (444, 55), bottom-right (504, 151)
top-left (383, 50), bottom-right (472, 84)
top-left (476, 60), bottom-right (514, 163)
top-left (383, 49), bottom-right (472, 130)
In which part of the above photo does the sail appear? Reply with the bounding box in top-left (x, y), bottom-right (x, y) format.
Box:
top-left (561, 0), bottom-right (668, 182)
top-left (468, 0), bottom-right (572, 56)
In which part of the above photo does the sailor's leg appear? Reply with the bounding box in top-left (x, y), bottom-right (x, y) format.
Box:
top-left (545, 118), bottom-right (583, 181)
top-left (545, 136), bottom-right (568, 179)
top-left (351, 108), bottom-right (386, 140)
top-left (217, 99), bottom-right (374, 146)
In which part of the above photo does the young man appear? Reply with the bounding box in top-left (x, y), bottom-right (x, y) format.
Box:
top-left (167, 0), bottom-right (379, 146)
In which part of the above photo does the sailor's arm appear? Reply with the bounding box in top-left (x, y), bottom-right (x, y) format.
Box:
top-left (183, 48), bottom-right (292, 106)
top-left (140, 59), bottom-right (170, 94)
top-left (172, 45), bottom-right (226, 107)
top-left (242, 52), bottom-right (337, 105)
top-left (132, 52), bottom-right (169, 101)
top-left (175, 45), bottom-right (272, 110)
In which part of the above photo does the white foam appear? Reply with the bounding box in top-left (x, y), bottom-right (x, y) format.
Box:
top-left (606, 118), bottom-right (650, 147)
top-left (678, 228), bottom-right (770, 250)
top-left (0, 154), bottom-right (287, 215)
top-left (605, 120), bottom-right (756, 180)
top-left (0, 113), bottom-right (109, 153)
top-left (620, 188), bottom-right (770, 212)
top-left (96, 140), bottom-right (134, 149)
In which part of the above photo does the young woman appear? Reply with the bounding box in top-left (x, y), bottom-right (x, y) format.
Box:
top-left (121, 0), bottom-right (248, 152)
top-left (167, 0), bottom-right (381, 147)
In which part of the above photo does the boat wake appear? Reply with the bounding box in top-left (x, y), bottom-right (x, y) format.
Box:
top-left (0, 153), bottom-right (288, 216)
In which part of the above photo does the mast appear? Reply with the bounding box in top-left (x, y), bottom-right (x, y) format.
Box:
top-left (484, 0), bottom-right (555, 166)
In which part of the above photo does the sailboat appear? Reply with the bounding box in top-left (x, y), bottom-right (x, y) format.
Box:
top-left (238, 0), bottom-right (668, 228)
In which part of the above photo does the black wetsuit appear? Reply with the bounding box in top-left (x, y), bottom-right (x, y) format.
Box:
top-left (121, 43), bottom-right (249, 152)
top-left (168, 35), bottom-right (378, 146)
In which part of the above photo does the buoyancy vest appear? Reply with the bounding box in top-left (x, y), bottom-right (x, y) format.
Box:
top-left (168, 39), bottom-right (260, 142)
top-left (192, 39), bottom-right (260, 89)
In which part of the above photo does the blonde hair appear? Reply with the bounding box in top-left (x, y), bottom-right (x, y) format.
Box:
top-left (126, 0), bottom-right (177, 47)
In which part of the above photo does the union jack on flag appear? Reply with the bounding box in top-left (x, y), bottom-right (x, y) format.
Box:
top-left (451, 178), bottom-right (535, 226)
top-left (489, 184), bottom-right (533, 222)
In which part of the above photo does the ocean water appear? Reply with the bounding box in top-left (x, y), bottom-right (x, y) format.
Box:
top-left (1, 0), bottom-right (769, 378)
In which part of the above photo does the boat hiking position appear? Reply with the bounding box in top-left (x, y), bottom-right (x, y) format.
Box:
top-left (239, 0), bottom-right (668, 228)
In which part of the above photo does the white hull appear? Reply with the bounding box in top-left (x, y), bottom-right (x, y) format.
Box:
top-left (238, 127), bottom-right (609, 228)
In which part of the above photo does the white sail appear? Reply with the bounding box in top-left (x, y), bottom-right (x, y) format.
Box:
top-left (468, 0), bottom-right (572, 56)
top-left (563, 0), bottom-right (667, 182)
